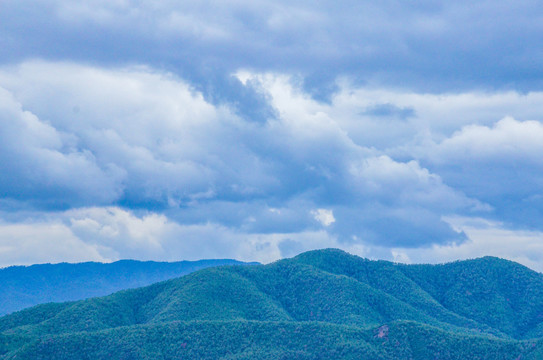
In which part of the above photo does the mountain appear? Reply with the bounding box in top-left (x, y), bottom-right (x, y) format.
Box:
top-left (2, 249), bottom-right (543, 359)
top-left (0, 259), bottom-right (256, 316)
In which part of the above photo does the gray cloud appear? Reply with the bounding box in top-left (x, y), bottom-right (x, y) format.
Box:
top-left (2, 0), bottom-right (543, 104)
top-left (0, 86), bottom-right (124, 209)
top-left (416, 117), bottom-right (543, 229)
top-left (0, 62), bottom-right (481, 251)
top-left (2, 0), bottom-right (543, 266)
top-left (2, 60), bottom-right (543, 265)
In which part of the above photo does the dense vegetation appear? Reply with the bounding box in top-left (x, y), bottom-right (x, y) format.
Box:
top-left (0, 259), bottom-right (254, 316)
top-left (2, 249), bottom-right (543, 359)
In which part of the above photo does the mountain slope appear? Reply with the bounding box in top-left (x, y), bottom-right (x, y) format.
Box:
top-left (2, 249), bottom-right (543, 359)
top-left (0, 259), bottom-right (255, 316)
top-left (293, 249), bottom-right (543, 338)
top-left (399, 256), bottom-right (543, 338)
top-left (4, 320), bottom-right (537, 360)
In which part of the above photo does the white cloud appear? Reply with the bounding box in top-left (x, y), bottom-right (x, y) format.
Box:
top-left (347, 155), bottom-right (479, 209)
top-left (425, 117), bottom-right (543, 164)
top-left (311, 209), bottom-right (335, 227)
top-left (238, 71), bottom-right (543, 156)
top-left (5, 207), bottom-right (543, 273)
top-left (0, 207), bottom-right (352, 266)
top-left (325, 82), bottom-right (543, 152)
top-left (0, 220), bottom-right (107, 267)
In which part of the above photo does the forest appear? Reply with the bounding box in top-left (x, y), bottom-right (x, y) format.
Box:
top-left (2, 249), bottom-right (543, 359)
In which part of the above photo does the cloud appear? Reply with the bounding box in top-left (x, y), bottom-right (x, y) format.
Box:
top-left (391, 216), bottom-right (543, 273)
top-left (311, 209), bottom-right (335, 227)
top-left (6, 205), bottom-right (543, 274)
top-left (0, 86), bottom-right (124, 208)
top-left (0, 207), bottom-right (357, 265)
top-left (0, 62), bottom-right (279, 210)
top-left (0, 61), bottom-right (483, 254)
top-left (347, 156), bottom-right (471, 208)
top-left (2, 0), bottom-right (543, 267)
top-left (4, 207), bottom-right (543, 273)
top-left (0, 219), bottom-right (107, 268)
top-left (329, 85), bottom-right (543, 151)
top-left (2, 62), bottom-right (543, 265)
top-left (426, 117), bottom-right (543, 164)
top-left (3, 0), bottom-right (543, 97)
top-left (416, 117), bottom-right (543, 229)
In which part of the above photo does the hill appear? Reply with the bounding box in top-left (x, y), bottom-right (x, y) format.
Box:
top-left (0, 259), bottom-right (255, 316)
top-left (2, 249), bottom-right (543, 359)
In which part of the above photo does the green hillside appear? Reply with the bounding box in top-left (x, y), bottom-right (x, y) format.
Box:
top-left (0, 259), bottom-right (255, 316)
top-left (2, 249), bottom-right (543, 359)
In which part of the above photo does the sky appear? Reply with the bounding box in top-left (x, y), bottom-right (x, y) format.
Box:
top-left (2, 0), bottom-right (543, 270)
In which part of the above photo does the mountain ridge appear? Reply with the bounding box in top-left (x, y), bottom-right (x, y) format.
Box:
top-left (2, 249), bottom-right (543, 359)
top-left (0, 258), bottom-right (257, 316)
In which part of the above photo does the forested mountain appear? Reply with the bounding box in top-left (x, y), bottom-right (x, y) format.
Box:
top-left (2, 249), bottom-right (543, 359)
top-left (0, 259), bottom-right (254, 316)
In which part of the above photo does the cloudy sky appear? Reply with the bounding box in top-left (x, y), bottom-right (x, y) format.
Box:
top-left (2, 0), bottom-right (543, 270)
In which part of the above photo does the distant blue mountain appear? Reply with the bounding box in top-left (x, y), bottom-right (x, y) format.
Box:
top-left (0, 259), bottom-right (257, 316)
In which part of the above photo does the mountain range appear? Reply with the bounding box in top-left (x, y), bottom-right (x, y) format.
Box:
top-left (2, 249), bottom-right (543, 359)
top-left (0, 258), bottom-right (254, 316)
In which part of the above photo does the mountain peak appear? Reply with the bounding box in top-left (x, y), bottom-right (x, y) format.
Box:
top-left (293, 247), bottom-right (354, 260)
